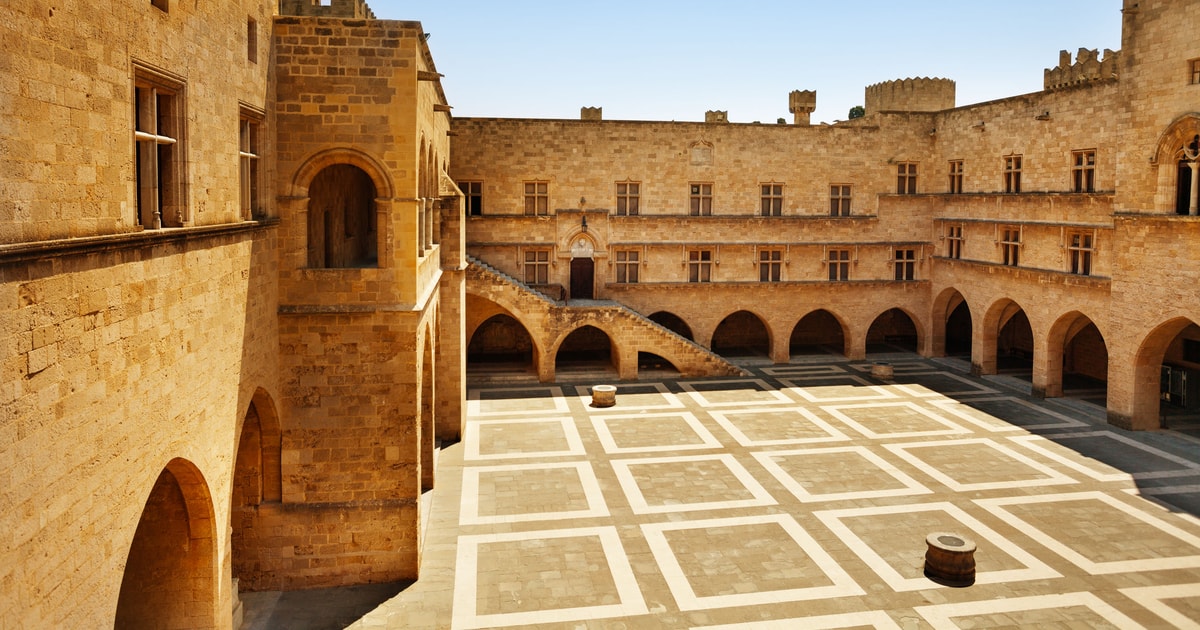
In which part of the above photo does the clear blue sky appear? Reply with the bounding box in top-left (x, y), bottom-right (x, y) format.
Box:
top-left (366, 1), bottom-right (1123, 124)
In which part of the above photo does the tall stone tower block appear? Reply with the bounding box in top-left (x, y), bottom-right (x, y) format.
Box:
top-left (864, 78), bottom-right (955, 115)
top-left (788, 90), bottom-right (817, 125)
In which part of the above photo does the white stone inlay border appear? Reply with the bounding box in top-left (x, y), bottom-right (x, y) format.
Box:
top-left (1119, 583), bottom-right (1200, 629)
top-left (709, 406), bottom-right (849, 447)
top-left (814, 501), bottom-right (1060, 591)
top-left (693, 610), bottom-right (903, 630)
top-left (573, 382), bottom-right (684, 412)
top-left (762, 365), bottom-right (848, 376)
top-left (641, 514), bottom-right (864, 611)
top-left (611, 453), bottom-right (777, 514)
top-left (459, 461), bottom-right (608, 526)
top-left (451, 526), bottom-right (647, 630)
top-left (930, 396), bottom-right (1086, 432)
top-left (467, 386), bottom-right (568, 417)
top-left (821, 401), bottom-right (971, 439)
top-left (463, 416), bottom-right (585, 461)
top-left (753, 446), bottom-right (932, 502)
top-left (589, 411), bottom-right (722, 454)
top-left (914, 592), bottom-right (1146, 630)
top-left (883, 438), bottom-right (1078, 492)
top-left (1010, 431), bottom-right (1200, 481)
top-left (779, 376), bottom-right (898, 402)
top-left (677, 378), bottom-right (794, 407)
top-left (976, 491), bottom-right (1200, 574)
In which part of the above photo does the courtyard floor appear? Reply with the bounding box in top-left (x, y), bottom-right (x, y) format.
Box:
top-left (314, 356), bottom-right (1200, 628)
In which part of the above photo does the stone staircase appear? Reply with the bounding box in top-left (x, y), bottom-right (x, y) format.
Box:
top-left (467, 255), bottom-right (746, 379)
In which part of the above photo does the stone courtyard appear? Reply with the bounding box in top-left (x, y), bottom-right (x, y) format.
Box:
top-left (244, 355), bottom-right (1200, 629)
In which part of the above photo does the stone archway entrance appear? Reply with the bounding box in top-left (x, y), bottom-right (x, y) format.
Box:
top-left (569, 238), bottom-right (594, 300)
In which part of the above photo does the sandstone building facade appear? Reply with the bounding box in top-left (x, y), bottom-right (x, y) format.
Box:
top-left (1, 0), bottom-right (1198, 628)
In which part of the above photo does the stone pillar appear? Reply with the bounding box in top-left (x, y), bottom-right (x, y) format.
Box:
top-left (1189, 160), bottom-right (1199, 216)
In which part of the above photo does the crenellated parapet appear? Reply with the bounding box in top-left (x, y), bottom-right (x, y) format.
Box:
top-left (864, 77), bottom-right (955, 115)
top-left (1044, 48), bottom-right (1119, 90)
top-left (788, 90), bottom-right (816, 125)
top-left (278, 0), bottom-right (376, 18)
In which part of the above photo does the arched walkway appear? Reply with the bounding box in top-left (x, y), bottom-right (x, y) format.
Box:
top-left (232, 390), bottom-right (281, 591)
top-left (555, 325), bottom-right (617, 377)
top-left (997, 309), bottom-right (1034, 379)
top-left (1131, 318), bottom-right (1200, 429)
top-left (648, 311), bottom-right (694, 341)
top-left (866, 308), bottom-right (919, 353)
top-left (116, 459), bottom-right (217, 630)
top-left (467, 313), bottom-right (537, 375)
top-left (638, 351), bottom-right (680, 376)
top-left (307, 164), bottom-right (378, 268)
top-left (420, 327), bottom-right (436, 491)
top-left (945, 301), bottom-right (972, 357)
top-left (1046, 312), bottom-right (1108, 404)
top-left (789, 309), bottom-right (846, 357)
top-left (712, 311), bottom-right (771, 358)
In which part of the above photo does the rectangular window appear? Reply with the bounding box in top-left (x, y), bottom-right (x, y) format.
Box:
top-left (760, 184), bottom-right (783, 216)
top-left (946, 224), bottom-right (963, 259)
top-left (687, 249), bottom-right (712, 282)
top-left (828, 249), bottom-right (850, 281)
top-left (759, 248), bottom-right (782, 282)
top-left (615, 250), bottom-right (639, 283)
top-left (524, 181), bottom-right (548, 216)
top-left (1000, 227), bottom-right (1021, 266)
top-left (1004, 155), bottom-right (1022, 193)
top-left (238, 109), bottom-right (262, 220)
top-left (134, 67), bottom-right (185, 229)
top-left (247, 18), bottom-right (257, 63)
top-left (523, 249), bottom-right (550, 284)
top-left (1191, 59), bottom-right (1200, 85)
top-left (830, 185), bottom-right (851, 216)
top-left (689, 183), bottom-right (712, 216)
top-left (616, 181), bottom-right (639, 216)
top-left (460, 181), bottom-right (483, 215)
top-left (894, 248), bottom-right (916, 281)
top-left (1068, 231), bottom-right (1093, 275)
top-left (1072, 150), bottom-right (1096, 193)
top-left (896, 163), bottom-right (917, 194)
top-left (948, 160), bottom-right (963, 194)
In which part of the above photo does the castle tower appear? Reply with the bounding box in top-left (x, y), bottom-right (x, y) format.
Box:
top-left (863, 77), bottom-right (955, 115)
top-left (788, 90), bottom-right (816, 125)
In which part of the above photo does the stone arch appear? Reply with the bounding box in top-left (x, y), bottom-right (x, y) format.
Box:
top-left (638, 351), bottom-right (680, 375)
top-left (648, 311), bottom-right (694, 341)
top-left (420, 323), bottom-right (436, 491)
top-left (931, 287), bottom-right (972, 358)
top-left (865, 307), bottom-right (921, 353)
top-left (290, 147), bottom-right (394, 199)
top-left (305, 164), bottom-right (379, 268)
top-left (980, 298), bottom-right (1033, 377)
top-left (467, 312), bottom-right (539, 373)
top-left (712, 310), bottom-right (772, 358)
top-left (1130, 317), bottom-right (1200, 429)
top-left (1150, 113), bottom-right (1200, 214)
top-left (1044, 311), bottom-right (1108, 401)
top-left (116, 458), bottom-right (218, 630)
top-left (231, 389), bottom-right (281, 593)
top-left (789, 309), bottom-right (848, 357)
top-left (553, 324), bottom-right (618, 377)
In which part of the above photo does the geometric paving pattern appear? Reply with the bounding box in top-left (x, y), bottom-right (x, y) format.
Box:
top-left (348, 358), bottom-right (1200, 629)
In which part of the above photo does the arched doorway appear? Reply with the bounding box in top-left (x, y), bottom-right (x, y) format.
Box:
top-left (231, 391), bottom-right (281, 592)
top-left (997, 309), bottom-right (1034, 379)
top-left (569, 238), bottom-right (594, 300)
top-left (116, 459), bottom-right (217, 629)
top-left (307, 164), bottom-right (377, 268)
top-left (789, 309), bottom-right (846, 357)
top-left (648, 311), bottom-right (694, 341)
top-left (1133, 319), bottom-right (1200, 429)
top-left (467, 314), bottom-right (537, 375)
top-left (866, 308), bottom-right (919, 353)
top-left (946, 301), bottom-right (972, 357)
top-left (555, 325), bottom-right (616, 377)
top-left (712, 311), bottom-right (771, 358)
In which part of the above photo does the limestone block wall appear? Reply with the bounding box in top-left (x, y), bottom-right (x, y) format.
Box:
top-left (0, 227), bottom-right (279, 628)
top-left (864, 78), bottom-right (956, 114)
top-left (0, 0), bottom-right (273, 243)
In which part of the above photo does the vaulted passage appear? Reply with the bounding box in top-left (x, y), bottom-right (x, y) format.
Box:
top-left (232, 392), bottom-right (282, 591)
top-left (1062, 320), bottom-right (1108, 404)
top-left (712, 311), bottom-right (770, 358)
top-left (946, 301), bottom-right (972, 357)
top-left (1135, 320), bottom-right (1200, 428)
top-left (789, 309), bottom-right (846, 357)
top-left (307, 163), bottom-right (377, 268)
top-left (468, 314), bottom-right (536, 372)
top-left (116, 461), bottom-right (216, 630)
top-left (556, 325), bottom-right (616, 376)
top-left (997, 309), bottom-right (1034, 379)
top-left (866, 308), bottom-right (918, 353)
top-left (648, 311), bottom-right (694, 341)
top-left (638, 351), bottom-right (679, 376)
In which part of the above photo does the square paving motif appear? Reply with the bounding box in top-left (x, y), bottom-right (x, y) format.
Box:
top-left (780, 376), bottom-right (898, 403)
top-left (459, 461), bottom-right (608, 525)
top-left (574, 382), bottom-right (684, 412)
top-left (678, 379), bottom-right (793, 407)
top-left (464, 417), bottom-right (585, 461)
top-left (708, 407), bottom-right (849, 447)
top-left (884, 438), bottom-right (1077, 492)
top-left (1011, 431), bottom-right (1200, 481)
top-left (914, 592), bottom-right (1144, 629)
top-left (931, 396), bottom-right (1086, 431)
top-left (590, 411), bottom-right (722, 454)
top-left (611, 453), bottom-right (776, 514)
top-left (752, 446), bottom-right (931, 502)
top-left (468, 386), bottom-right (568, 416)
top-left (821, 402), bottom-right (970, 439)
top-left (451, 527), bottom-right (646, 629)
top-left (641, 514), bottom-right (863, 611)
top-left (1120, 583), bottom-right (1200, 628)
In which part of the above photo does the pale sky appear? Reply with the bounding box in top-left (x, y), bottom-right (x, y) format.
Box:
top-left (365, 1), bottom-right (1123, 124)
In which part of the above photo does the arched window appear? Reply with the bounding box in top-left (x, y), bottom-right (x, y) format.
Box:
top-left (307, 164), bottom-right (377, 268)
top-left (1177, 134), bottom-right (1199, 215)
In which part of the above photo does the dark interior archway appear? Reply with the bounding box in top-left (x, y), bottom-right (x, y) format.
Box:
top-left (866, 308), bottom-right (919, 353)
top-left (648, 311), bottom-right (694, 341)
top-left (946, 301), bottom-right (972, 357)
top-left (638, 351), bottom-right (679, 375)
top-left (1063, 321), bottom-right (1108, 404)
top-left (556, 325), bottom-right (615, 376)
top-left (997, 309), bottom-right (1034, 378)
top-left (789, 309), bottom-right (846, 356)
top-left (231, 393), bottom-right (282, 593)
top-left (712, 311), bottom-right (770, 358)
top-left (307, 164), bottom-right (377, 268)
top-left (468, 314), bottom-right (535, 371)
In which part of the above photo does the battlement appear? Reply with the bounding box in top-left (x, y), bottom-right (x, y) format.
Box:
top-left (864, 77), bottom-right (955, 115)
top-left (788, 90), bottom-right (817, 125)
top-left (1044, 48), bottom-right (1119, 90)
top-left (705, 110), bottom-right (729, 124)
top-left (278, 0), bottom-right (375, 19)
